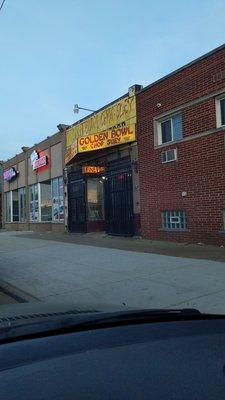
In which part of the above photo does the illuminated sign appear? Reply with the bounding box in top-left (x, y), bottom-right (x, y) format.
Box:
top-left (3, 167), bottom-right (18, 181)
top-left (65, 94), bottom-right (137, 164)
top-left (82, 166), bottom-right (106, 174)
top-left (31, 150), bottom-right (48, 170)
top-left (78, 124), bottom-right (136, 153)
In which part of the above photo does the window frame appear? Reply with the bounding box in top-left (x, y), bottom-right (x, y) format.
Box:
top-left (156, 113), bottom-right (183, 146)
top-left (216, 95), bottom-right (225, 128)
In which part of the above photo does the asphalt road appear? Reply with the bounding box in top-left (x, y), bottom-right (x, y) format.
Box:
top-left (1, 231), bottom-right (225, 313)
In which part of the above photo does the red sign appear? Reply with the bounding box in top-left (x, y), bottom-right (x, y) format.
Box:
top-left (33, 155), bottom-right (48, 170)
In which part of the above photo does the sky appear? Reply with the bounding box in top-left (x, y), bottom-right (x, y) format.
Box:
top-left (0, 0), bottom-right (225, 160)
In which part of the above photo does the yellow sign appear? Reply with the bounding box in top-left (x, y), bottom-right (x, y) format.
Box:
top-left (65, 141), bottom-right (78, 165)
top-left (82, 166), bottom-right (106, 174)
top-left (65, 95), bottom-right (136, 163)
top-left (78, 124), bottom-right (135, 154)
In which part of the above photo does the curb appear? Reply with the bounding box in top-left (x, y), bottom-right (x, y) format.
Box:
top-left (0, 279), bottom-right (41, 303)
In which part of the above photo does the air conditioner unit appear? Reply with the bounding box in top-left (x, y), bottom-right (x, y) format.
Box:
top-left (161, 148), bottom-right (177, 164)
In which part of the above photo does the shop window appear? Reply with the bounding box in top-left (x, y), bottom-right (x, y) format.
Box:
top-left (87, 178), bottom-right (104, 221)
top-left (40, 181), bottom-right (52, 222)
top-left (162, 210), bottom-right (187, 230)
top-left (12, 190), bottom-right (19, 221)
top-left (5, 190), bottom-right (19, 222)
top-left (5, 191), bottom-right (12, 222)
top-left (29, 184), bottom-right (39, 222)
top-left (18, 187), bottom-right (26, 222)
top-left (156, 114), bottom-right (183, 145)
top-left (52, 177), bottom-right (64, 222)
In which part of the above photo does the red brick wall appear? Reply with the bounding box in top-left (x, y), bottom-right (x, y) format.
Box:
top-left (137, 46), bottom-right (225, 244)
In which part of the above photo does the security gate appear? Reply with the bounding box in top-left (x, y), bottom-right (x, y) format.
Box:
top-left (68, 176), bottom-right (86, 232)
top-left (105, 158), bottom-right (134, 236)
top-left (67, 157), bottom-right (134, 236)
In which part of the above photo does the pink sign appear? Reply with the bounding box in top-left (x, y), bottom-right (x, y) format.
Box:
top-left (3, 167), bottom-right (17, 181)
top-left (33, 155), bottom-right (48, 170)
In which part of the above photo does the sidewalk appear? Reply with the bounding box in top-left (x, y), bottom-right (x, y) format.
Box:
top-left (16, 230), bottom-right (225, 263)
top-left (1, 230), bottom-right (225, 312)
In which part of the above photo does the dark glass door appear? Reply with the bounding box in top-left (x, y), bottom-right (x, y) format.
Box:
top-left (68, 177), bottom-right (86, 232)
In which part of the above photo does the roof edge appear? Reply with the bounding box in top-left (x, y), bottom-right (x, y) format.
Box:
top-left (141, 43), bottom-right (225, 94)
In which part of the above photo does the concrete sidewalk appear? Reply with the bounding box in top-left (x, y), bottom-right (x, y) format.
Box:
top-left (1, 231), bottom-right (225, 313)
top-left (15, 230), bottom-right (225, 262)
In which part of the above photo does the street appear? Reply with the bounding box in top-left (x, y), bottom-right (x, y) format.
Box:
top-left (1, 231), bottom-right (225, 313)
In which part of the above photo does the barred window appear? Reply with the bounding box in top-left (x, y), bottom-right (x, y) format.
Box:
top-left (162, 210), bottom-right (187, 230)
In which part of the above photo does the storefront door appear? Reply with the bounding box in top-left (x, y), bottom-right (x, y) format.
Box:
top-left (105, 158), bottom-right (134, 236)
top-left (68, 177), bottom-right (86, 232)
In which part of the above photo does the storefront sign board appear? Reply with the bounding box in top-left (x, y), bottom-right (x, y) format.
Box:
top-left (78, 124), bottom-right (135, 153)
top-left (65, 94), bottom-right (136, 164)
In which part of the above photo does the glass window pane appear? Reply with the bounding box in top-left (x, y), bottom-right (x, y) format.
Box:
top-left (52, 178), bottom-right (59, 222)
top-left (52, 177), bottom-right (64, 222)
top-left (29, 184), bottom-right (39, 222)
top-left (162, 210), bottom-right (187, 230)
top-left (87, 178), bottom-right (104, 221)
top-left (59, 177), bottom-right (64, 221)
top-left (40, 181), bottom-right (52, 222)
top-left (172, 114), bottom-right (183, 140)
top-left (161, 120), bottom-right (172, 143)
top-left (5, 192), bottom-right (11, 222)
top-left (220, 99), bottom-right (225, 125)
top-left (12, 190), bottom-right (19, 222)
top-left (52, 178), bottom-right (58, 198)
top-left (18, 187), bottom-right (26, 222)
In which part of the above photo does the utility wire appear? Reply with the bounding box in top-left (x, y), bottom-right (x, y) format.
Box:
top-left (0, 0), bottom-right (6, 12)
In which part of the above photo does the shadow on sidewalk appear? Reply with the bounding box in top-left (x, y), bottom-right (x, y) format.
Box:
top-left (14, 231), bottom-right (225, 263)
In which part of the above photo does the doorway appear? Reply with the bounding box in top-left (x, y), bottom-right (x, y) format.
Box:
top-left (68, 176), bottom-right (86, 232)
top-left (105, 158), bottom-right (134, 236)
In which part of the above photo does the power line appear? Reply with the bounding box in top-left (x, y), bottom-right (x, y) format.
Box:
top-left (0, 0), bottom-right (6, 12)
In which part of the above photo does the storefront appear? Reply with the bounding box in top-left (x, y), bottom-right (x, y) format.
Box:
top-left (65, 87), bottom-right (141, 236)
top-left (3, 131), bottom-right (65, 232)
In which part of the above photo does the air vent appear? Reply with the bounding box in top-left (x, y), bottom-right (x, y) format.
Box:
top-left (161, 148), bottom-right (177, 163)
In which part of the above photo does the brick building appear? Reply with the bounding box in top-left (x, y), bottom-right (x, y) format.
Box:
top-left (137, 44), bottom-right (225, 244)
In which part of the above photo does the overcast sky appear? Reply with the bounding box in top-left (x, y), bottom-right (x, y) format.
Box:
top-left (0, 0), bottom-right (225, 160)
